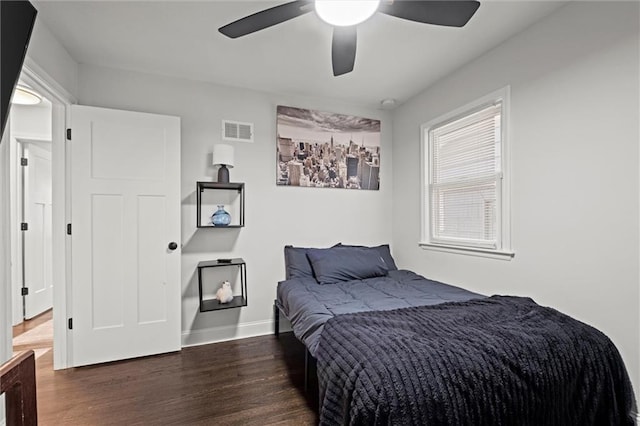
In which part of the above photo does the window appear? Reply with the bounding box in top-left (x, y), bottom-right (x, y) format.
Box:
top-left (420, 88), bottom-right (513, 259)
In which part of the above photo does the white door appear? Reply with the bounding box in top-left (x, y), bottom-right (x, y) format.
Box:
top-left (70, 105), bottom-right (181, 367)
top-left (22, 143), bottom-right (53, 319)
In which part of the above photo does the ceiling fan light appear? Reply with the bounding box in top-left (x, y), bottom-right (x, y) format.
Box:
top-left (315, 0), bottom-right (380, 27)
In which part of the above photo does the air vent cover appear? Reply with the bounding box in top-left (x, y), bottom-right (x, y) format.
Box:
top-left (222, 120), bottom-right (253, 143)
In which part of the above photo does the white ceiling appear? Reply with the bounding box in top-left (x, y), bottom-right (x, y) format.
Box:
top-left (33, 1), bottom-right (566, 109)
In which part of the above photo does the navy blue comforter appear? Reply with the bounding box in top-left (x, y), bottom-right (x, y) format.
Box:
top-left (316, 296), bottom-right (636, 426)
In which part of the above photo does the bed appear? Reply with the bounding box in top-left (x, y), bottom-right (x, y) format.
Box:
top-left (274, 244), bottom-right (636, 425)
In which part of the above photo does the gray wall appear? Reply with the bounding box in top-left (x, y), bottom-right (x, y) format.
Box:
top-left (77, 64), bottom-right (393, 345)
top-left (391, 1), bottom-right (639, 392)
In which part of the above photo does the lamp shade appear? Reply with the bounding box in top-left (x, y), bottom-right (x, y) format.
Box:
top-left (212, 144), bottom-right (234, 168)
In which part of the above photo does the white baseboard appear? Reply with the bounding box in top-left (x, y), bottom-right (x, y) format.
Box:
top-left (181, 319), bottom-right (271, 347)
top-left (181, 318), bottom-right (294, 348)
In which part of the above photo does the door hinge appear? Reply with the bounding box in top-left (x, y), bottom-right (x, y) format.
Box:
top-left (20, 157), bottom-right (28, 166)
top-left (68, 318), bottom-right (73, 330)
top-left (21, 222), bottom-right (28, 231)
top-left (67, 223), bottom-right (72, 235)
top-left (66, 128), bottom-right (72, 140)
top-left (21, 287), bottom-right (29, 296)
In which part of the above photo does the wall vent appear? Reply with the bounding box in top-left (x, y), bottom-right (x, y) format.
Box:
top-left (222, 120), bottom-right (253, 143)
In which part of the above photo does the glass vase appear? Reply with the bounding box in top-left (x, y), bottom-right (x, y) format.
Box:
top-left (211, 205), bottom-right (231, 227)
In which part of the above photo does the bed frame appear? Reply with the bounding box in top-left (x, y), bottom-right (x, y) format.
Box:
top-left (274, 299), bottom-right (316, 392)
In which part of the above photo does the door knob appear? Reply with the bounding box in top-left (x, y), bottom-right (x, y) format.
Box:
top-left (168, 242), bottom-right (178, 250)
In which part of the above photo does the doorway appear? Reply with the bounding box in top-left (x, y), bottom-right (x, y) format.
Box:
top-left (0, 63), bottom-right (73, 369)
top-left (2, 64), bottom-right (181, 371)
top-left (9, 81), bottom-right (54, 362)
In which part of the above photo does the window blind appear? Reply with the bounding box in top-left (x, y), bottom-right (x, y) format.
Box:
top-left (427, 102), bottom-right (502, 248)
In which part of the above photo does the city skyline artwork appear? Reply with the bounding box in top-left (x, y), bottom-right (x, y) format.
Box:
top-left (276, 105), bottom-right (381, 190)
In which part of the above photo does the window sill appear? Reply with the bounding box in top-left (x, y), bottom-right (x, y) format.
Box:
top-left (419, 242), bottom-right (515, 260)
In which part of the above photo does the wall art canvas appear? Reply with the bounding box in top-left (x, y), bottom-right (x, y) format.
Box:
top-left (276, 105), bottom-right (381, 190)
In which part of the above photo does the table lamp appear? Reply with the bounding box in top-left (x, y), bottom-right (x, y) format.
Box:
top-left (212, 144), bottom-right (234, 183)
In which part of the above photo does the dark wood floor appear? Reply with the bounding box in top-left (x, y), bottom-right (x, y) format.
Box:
top-left (13, 315), bottom-right (318, 425)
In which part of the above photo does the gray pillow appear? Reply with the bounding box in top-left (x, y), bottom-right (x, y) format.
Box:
top-left (283, 243), bottom-right (344, 279)
top-left (335, 243), bottom-right (398, 271)
top-left (306, 246), bottom-right (389, 285)
top-left (283, 246), bottom-right (315, 280)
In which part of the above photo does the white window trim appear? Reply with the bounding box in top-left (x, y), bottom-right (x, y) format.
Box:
top-left (419, 86), bottom-right (514, 259)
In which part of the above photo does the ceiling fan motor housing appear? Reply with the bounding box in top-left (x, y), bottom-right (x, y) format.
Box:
top-left (218, 0), bottom-right (481, 76)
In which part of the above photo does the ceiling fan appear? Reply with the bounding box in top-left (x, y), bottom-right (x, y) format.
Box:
top-left (218, 0), bottom-right (480, 77)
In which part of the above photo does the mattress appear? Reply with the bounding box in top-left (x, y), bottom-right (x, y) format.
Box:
top-left (276, 269), bottom-right (483, 356)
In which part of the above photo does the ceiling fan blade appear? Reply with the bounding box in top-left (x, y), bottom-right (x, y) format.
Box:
top-left (219, 0), bottom-right (313, 38)
top-left (379, 0), bottom-right (480, 27)
top-left (332, 26), bottom-right (357, 76)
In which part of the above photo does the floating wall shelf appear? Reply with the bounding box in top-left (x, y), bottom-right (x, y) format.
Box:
top-left (197, 258), bottom-right (247, 312)
top-left (196, 181), bottom-right (245, 228)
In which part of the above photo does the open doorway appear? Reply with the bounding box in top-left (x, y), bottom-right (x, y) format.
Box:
top-left (9, 81), bottom-right (54, 362)
top-left (0, 62), bottom-right (72, 370)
